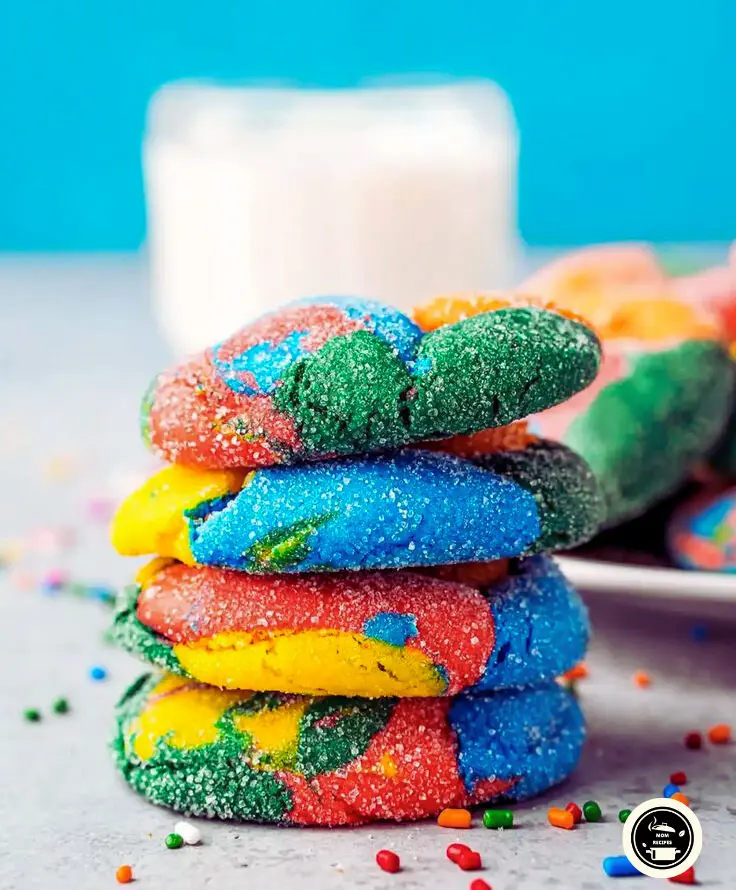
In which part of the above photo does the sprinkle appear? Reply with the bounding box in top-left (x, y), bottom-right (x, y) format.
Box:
top-left (115, 865), bottom-right (133, 884)
top-left (482, 808), bottom-right (513, 829)
top-left (173, 821), bottom-right (201, 845)
top-left (52, 698), bottom-right (69, 715)
top-left (547, 807), bottom-right (574, 829)
top-left (633, 670), bottom-right (651, 688)
top-left (23, 708), bottom-right (41, 722)
top-left (165, 833), bottom-right (184, 850)
top-left (563, 662), bottom-right (589, 681)
top-left (583, 800), bottom-right (602, 822)
top-left (375, 850), bottom-right (400, 873)
top-left (690, 624), bottom-right (709, 642)
top-left (10, 571), bottom-right (36, 591)
top-left (89, 665), bottom-right (108, 681)
top-left (602, 855), bottom-right (643, 877)
top-left (565, 802), bottom-right (582, 823)
top-left (438, 807), bottom-right (472, 829)
top-left (470, 881), bottom-right (492, 890)
top-left (707, 723), bottom-right (731, 744)
top-left (446, 843), bottom-right (471, 863)
top-left (669, 865), bottom-right (696, 884)
top-left (41, 568), bottom-right (68, 593)
top-left (671, 792), bottom-right (690, 806)
top-left (86, 496), bottom-right (117, 522)
top-left (670, 771), bottom-right (687, 785)
top-left (457, 850), bottom-right (482, 871)
top-left (664, 783), bottom-right (680, 798)
top-left (684, 732), bottom-right (702, 750)
top-left (618, 809), bottom-right (631, 823)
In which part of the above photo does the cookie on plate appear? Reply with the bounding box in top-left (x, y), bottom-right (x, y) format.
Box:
top-left (110, 554), bottom-right (589, 697)
top-left (110, 444), bottom-right (604, 573)
top-left (141, 297), bottom-right (600, 469)
top-left (668, 486), bottom-right (736, 573)
top-left (113, 673), bottom-right (584, 825)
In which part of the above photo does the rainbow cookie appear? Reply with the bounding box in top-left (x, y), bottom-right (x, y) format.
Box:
top-left (668, 486), bottom-right (736, 573)
top-left (110, 444), bottom-right (603, 573)
top-left (110, 555), bottom-right (589, 697)
top-left (417, 291), bottom-right (735, 524)
top-left (113, 673), bottom-right (584, 825)
top-left (140, 297), bottom-right (600, 469)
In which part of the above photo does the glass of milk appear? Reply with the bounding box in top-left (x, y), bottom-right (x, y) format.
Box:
top-left (144, 79), bottom-right (519, 355)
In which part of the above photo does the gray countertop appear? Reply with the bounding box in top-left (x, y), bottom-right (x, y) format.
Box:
top-left (0, 257), bottom-right (734, 890)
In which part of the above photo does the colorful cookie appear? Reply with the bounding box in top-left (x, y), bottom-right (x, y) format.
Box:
top-left (110, 555), bottom-right (589, 697)
top-left (141, 297), bottom-right (601, 469)
top-left (416, 293), bottom-right (735, 524)
top-left (110, 444), bottom-right (604, 573)
top-left (668, 486), bottom-right (736, 573)
top-left (113, 673), bottom-right (584, 825)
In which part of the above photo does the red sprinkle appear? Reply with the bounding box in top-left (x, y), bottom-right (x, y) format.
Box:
top-left (565, 802), bottom-right (583, 823)
top-left (669, 865), bottom-right (696, 884)
top-left (447, 843), bottom-right (472, 863)
top-left (470, 880), bottom-right (492, 890)
top-left (670, 771), bottom-right (688, 785)
top-left (457, 851), bottom-right (482, 871)
top-left (684, 732), bottom-right (702, 750)
top-left (376, 850), bottom-right (401, 873)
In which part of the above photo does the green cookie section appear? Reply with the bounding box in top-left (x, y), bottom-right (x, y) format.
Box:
top-left (565, 340), bottom-right (736, 523)
top-left (479, 442), bottom-right (606, 551)
top-left (274, 309), bottom-right (601, 458)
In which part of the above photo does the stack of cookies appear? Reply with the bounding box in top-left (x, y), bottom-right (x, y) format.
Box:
top-left (109, 296), bottom-right (604, 826)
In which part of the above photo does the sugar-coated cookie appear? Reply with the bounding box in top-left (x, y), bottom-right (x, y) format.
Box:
top-left (111, 444), bottom-right (603, 572)
top-left (668, 486), bottom-right (736, 573)
top-left (141, 297), bottom-right (600, 469)
top-left (113, 673), bottom-right (584, 825)
top-left (110, 555), bottom-right (589, 698)
top-left (416, 293), bottom-right (734, 524)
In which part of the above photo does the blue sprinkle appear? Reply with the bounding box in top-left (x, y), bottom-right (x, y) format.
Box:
top-left (363, 612), bottom-right (418, 647)
top-left (690, 624), bottom-right (709, 642)
top-left (88, 585), bottom-right (116, 604)
top-left (89, 666), bottom-right (108, 681)
top-left (664, 783), bottom-right (680, 797)
top-left (602, 856), bottom-right (644, 877)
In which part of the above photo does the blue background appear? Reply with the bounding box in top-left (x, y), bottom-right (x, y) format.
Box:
top-left (2, 0), bottom-right (735, 250)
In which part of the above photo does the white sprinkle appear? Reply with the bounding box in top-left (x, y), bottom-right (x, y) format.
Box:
top-left (174, 820), bottom-right (202, 845)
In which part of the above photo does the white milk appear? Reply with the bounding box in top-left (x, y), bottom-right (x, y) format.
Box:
top-left (144, 81), bottom-right (519, 355)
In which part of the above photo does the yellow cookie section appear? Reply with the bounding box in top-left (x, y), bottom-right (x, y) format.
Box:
top-left (173, 628), bottom-right (447, 697)
top-left (111, 465), bottom-right (247, 564)
top-left (233, 699), bottom-right (308, 768)
top-left (130, 675), bottom-right (245, 760)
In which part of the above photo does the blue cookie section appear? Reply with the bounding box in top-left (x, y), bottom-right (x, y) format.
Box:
top-left (189, 450), bottom-right (542, 573)
top-left (363, 613), bottom-right (419, 647)
top-left (450, 683), bottom-right (585, 800)
top-left (475, 555), bottom-right (590, 691)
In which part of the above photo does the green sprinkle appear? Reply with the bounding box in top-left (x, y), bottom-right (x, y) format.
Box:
top-left (23, 708), bottom-right (41, 722)
top-left (165, 833), bottom-right (184, 849)
top-left (483, 808), bottom-right (513, 829)
top-left (52, 697), bottom-right (70, 715)
top-left (583, 800), bottom-right (602, 822)
top-left (618, 808), bottom-right (631, 823)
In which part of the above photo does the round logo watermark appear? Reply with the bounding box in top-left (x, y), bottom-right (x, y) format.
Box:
top-left (622, 797), bottom-right (702, 879)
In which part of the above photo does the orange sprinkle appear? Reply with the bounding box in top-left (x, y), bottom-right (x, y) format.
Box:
top-left (115, 865), bottom-right (134, 884)
top-left (547, 807), bottom-right (575, 830)
top-left (671, 792), bottom-right (690, 807)
top-left (563, 663), bottom-right (589, 682)
top-left (707, 724), bottom-right (732, 744)
top-left (633, 670), bottom-right (652, 688)
top-left (437, 807), bottom-right (472, 829)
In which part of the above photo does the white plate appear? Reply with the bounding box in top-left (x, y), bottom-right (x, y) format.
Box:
top-left (556, 556), bottom-right (736, 617)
